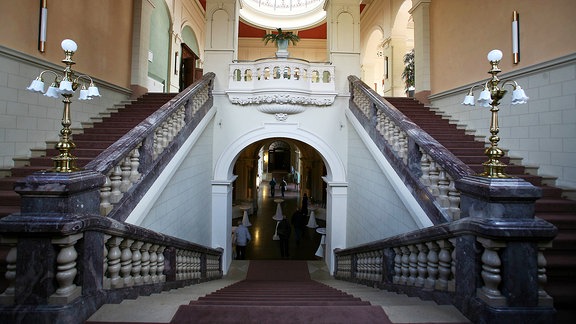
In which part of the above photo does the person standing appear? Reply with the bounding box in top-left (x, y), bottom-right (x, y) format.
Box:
top-left (301, 193), bottom-right (309, 217)
top-left (280, 178), bottom-right (287, 197)
top-left (291, 208), bottom-right (306, 246)
top-left (269, 178), bottom-right (277, 197)
top-left (235, 219), bottom-right (251, 260)
top-left (277, 215), bottom-right (291, 259)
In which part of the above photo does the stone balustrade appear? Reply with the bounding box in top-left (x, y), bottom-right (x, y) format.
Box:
top-left (227, 59), bottom-right (337, 116)
top-left (348, 75), bottom-right (472, 224)
top-left (85, 73), bottom-right (214, 220)
top-left (334, 215), bottom-right (556, 323)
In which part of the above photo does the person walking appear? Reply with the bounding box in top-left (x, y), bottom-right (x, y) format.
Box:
top-left (235, 219), bottom-right (251, 260)
top-left (269, 178), bottom-right (277, 197)
top-left (280, 178), bottom-right (287, 197)
top-left (277, 215), bottom-right (291, 259)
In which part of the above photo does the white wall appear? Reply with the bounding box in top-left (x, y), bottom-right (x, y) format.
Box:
top-left (345, 116), bottom-right (429, 246)
top-left (430, 57), bottom-right (576, 189)
top-left (127, 117), bottom-right (215, 246)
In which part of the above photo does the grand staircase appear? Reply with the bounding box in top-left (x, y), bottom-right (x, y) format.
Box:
top-left (88, 260), bottom-right (470, 323)
top-left (0, 93), bottom-right (176, 219)
top-left (385, 97), bottom-right (576, 321)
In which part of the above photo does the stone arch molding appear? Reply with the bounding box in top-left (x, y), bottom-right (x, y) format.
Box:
top-left (213, 123), bottom-right (346, 183)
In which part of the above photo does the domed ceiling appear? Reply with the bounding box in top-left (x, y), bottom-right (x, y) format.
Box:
top-left (239, 0), bottom-right (326, 30)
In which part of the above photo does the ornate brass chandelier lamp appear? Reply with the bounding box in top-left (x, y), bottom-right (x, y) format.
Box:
top-left (26, 39), bottom-right (101, 172)
top-left (462, 49), bottom-right (529, 178)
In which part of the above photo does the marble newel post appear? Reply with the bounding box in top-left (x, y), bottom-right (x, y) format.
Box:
top-left (0, 170), bottom-right (105, 308)
top-left (455, 176), bottom-right (555, 314)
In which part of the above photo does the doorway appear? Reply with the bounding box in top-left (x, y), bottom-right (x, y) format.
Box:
top-left (180, 43), bottom-right (203, 91)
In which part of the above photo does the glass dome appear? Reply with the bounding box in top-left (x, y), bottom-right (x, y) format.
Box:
top-left (240, 0), bottom-right (326, 30)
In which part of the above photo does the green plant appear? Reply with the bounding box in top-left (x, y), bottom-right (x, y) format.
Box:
top-left (262, 28), bottom-right (301, 46)
top-left (401, 49), bottom-right (415, 92)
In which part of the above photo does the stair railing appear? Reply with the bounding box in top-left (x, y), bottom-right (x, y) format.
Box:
top-left (348, 75), bottom-right (474, 223)
top-left (343, 76), bottom-right (558, 323)
top-left (0, 73), bottom-right (221, 323)
top-left (84, 73), bottom-right (215, 220)
top-left (333, 215), bottom-right (557, 323)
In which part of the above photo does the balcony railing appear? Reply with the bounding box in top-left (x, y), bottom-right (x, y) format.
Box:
top-left (227, 58), bottom-right (337, 115)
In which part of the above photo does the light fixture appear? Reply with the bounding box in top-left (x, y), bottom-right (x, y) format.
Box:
top-left (461, 49), bottom-right (529, 178)
top-left (26, 39), bottom-right (102, 172)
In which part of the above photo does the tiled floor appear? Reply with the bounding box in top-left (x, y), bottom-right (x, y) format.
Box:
top-left (243, 181), bottom-right (325, 260)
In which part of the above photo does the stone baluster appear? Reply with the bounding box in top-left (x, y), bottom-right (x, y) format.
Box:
top-left (537, 242), bottom-right (553, 306)
top-left (176, 250), bottom-right (183, 280)
top-left (425, 241), bottom-right (439, 290)
top-left (408, 245), bottom-right (418, 286)
top-left (99, 175), bottom-right (112, 216)
top-left (416, 243), bottom-right (428, 287)
top-left (393, 247), bottom-right (402, 284)
top-left (0, 237), bottom-right (17, 304)
top-left (109, 166), bottom-right (123, 204)
top-left (400, 246), bottom-right (410, 285)
top-left (383, 116), bottom-right (392, 142)
top-left (420, 152), bottom-right (431, 187)
top-left (153, 127), bottom-right (162, 159)
top-left (161, 122), bottom-right (169, 150)
top-left (436, 239), bottom-right (452, 291)
top-left (149, 244), bottom-right (159, 283)
top-left (120, 156), bottom-right (132, 193)
top-left (477, 238), bottom-right (506, 306)
top-left (131, 241), bottom-right (144, 286)
top-left (193, 252), bottom-right (201, 279)
top-left (447, 178), bottom-right (461, 220)
top-left (129, 146), bottom-right (141, 183)
top-left (448, 238), bottom-right (456, 292)
top-left (157, 246), bottom-right (166, 282)
top-left (106, 236), bottom-right (124, 289)
top-left (428, 160), bottom-right (439, 196)
top-left (140, 242), bottom-right (152, 284)
top-left (102, 234), bottom-right (111, 289)
top-left (391, 125), bottom-right (400, 153)
top-left (120, 238), bottom-right (134, 287)
top-left (437, 169), bottom-right (450, 208)
top-left (49, 234), bottom-right (83, 304)
top-left (397, 131), bottom-right (408, 163)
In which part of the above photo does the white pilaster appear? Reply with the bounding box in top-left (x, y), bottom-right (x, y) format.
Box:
top-left (325, 180), bottom-right (348, 274)
top-left (409, 0), bottom-right (431, 94)
top-left (325, 0), bottom-right (361, 95)
top-left (211, 178), bottom-right (235, 274)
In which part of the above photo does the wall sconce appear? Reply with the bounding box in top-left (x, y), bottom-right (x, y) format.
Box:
top-left (26, 39), bottom-right (101, 172)
top-left (38, 0), bottom-right (48, 53)
top-left (512, 11), bottom-right (520, 64)
top-left (461, 49), bottom-right (528, 178)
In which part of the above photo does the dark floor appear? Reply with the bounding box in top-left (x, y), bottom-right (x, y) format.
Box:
top-left (241, 181), bottom-right (325, 260)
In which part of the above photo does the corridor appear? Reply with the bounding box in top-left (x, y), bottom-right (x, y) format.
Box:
top-left (239, 180), bottom-right (325, 260)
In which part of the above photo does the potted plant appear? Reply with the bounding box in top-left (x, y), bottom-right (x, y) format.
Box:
top-left (402, 49), bottom-right (415, 97)
top-left (262, 28), bottom-right (300, 58)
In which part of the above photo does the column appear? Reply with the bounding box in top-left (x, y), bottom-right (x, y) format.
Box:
top-left (212, 179), bottom-right (235, 274)
top-left (409, 0), bottom-right (431, 103)
top-left (130, 0), bottom-right (154, 98)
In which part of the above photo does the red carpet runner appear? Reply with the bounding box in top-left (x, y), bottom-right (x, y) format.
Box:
top-left (169, 260), bottom-right (392, 323)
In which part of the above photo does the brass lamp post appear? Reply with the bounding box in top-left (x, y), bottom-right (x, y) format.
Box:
top-left (26, 39), bottom-right (101, 172)
top-left (462, 49), bottom-right (529, 178)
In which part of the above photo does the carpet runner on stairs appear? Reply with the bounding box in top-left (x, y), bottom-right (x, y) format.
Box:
top-left (0, 93), bottom-right (176, 218)
top-left (384, 97), bottom-right (576, 322)
top-left (169, 260), bottom-right (392, 324)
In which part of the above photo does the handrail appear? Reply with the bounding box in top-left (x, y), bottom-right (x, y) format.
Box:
top-left (348, 75), bottom-right (474, 223)
top-left (84, 73), bottom-right (215, 220)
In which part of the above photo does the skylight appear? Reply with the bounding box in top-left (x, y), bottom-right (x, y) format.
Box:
top-left (240, 0), bottom-right (326, 30)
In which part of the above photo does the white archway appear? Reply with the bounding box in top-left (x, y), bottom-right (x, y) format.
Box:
top-left (212, 122), bottom-right (348, 274)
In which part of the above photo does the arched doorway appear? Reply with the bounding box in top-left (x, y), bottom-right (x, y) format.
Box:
top-left (212, 125), bottom-right (348, 274)
top-left (230, 138), bottom-right (326, 261)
